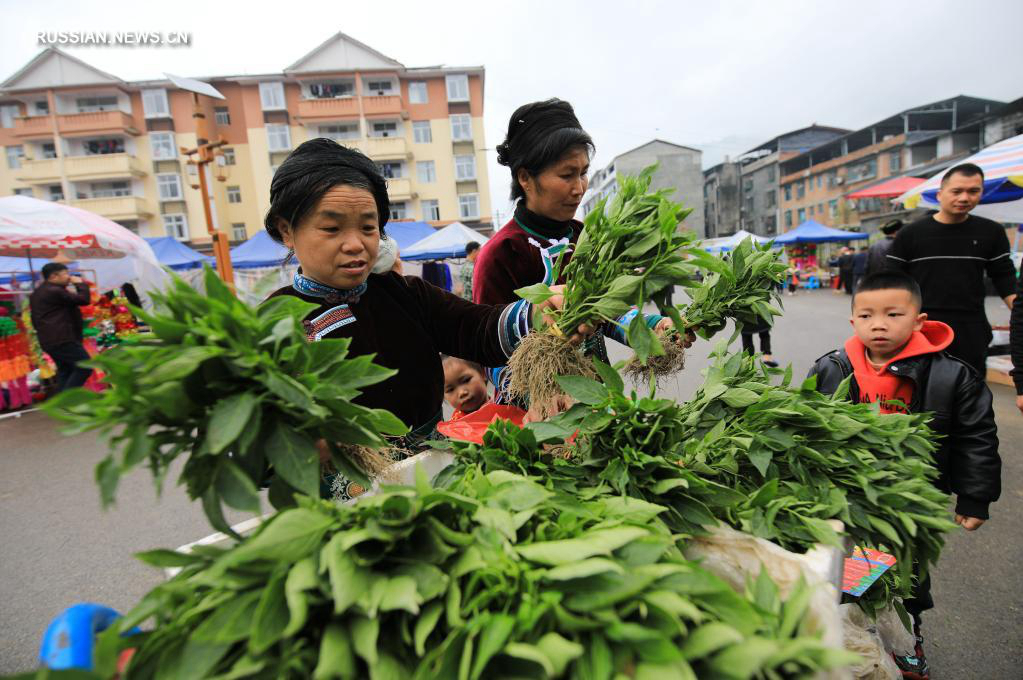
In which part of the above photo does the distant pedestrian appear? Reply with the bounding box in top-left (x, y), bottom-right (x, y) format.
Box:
top-left (838, 247), bottom-right (855, 295)
top-left (888, 163), bottom-right (1017, 375)
top-left (865, 219), bottom-right (903, 276)
top-left (457, 241), bottom-right (480, 300)
top-left (28, 263), bottom-right (92, 393)
top-left (850, 246), bottom-right (868, 293)
top-left (1010, 264), bottom-right (1023, 416)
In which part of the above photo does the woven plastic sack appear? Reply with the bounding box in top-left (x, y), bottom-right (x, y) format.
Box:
top-left (839, 604), bottom-right (902, 679)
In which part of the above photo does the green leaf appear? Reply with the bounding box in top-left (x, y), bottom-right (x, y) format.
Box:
top-left (679, 622), bottom-right (744, 660)
top-left (349, 616), bottom-right (379, 666)
top-left (470, 614), bottom-right (516, 679)
top-left (249, 570), bottom-right (288, 654)
top-left (283, 557), bottom-right (319, 637)
top-left (747, 450), bottom-right (773, 477)
top-left (326, 536), bottom-right (370, 615)
top-left (592, 358), bottom-right (625, 394)
top-left (627, 311), bottom-right (663, 363)
top-left (514, 282), bottom-right (555, 304)
top-left (555, 374), bottom-right (609, 406)
top-left (95, 456), bottom-right (120, 508)
top-left (192, 590), bottom-right (261, 643)
top-left (221, 507), bottom-right (333, 567)
top-left (414, 601), bottom-right (444, 656)
top-left (379, 575), bottom-right (421, 614)
top-left (215, 459), bottom-right (261, 513)
top-left (206, 392), bottom-right (258, 454)
top-left (536, 633), bottom-right (584, 676)
top-left (516, 527), bottom-right (649, 566)
top-left (134, 549), bottom-right (201, 569)
top-left (722, 388), bottom-right (760, 408)
top-left (544, 557), bottom-right (624, 581)
top-left (266, 425), bottom-right (320, 497)
top-left (502, 643), bottom-right (554, 676)
top-left (313, 624), bottom-right (357, 680)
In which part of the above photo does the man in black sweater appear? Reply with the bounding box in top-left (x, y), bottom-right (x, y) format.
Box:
top-left (29, 263), bottom-right (93, 392)
top-left (1011, 263), bottom-right (1023, 415)
top-left (887, 163), bottom-right (1017, 375)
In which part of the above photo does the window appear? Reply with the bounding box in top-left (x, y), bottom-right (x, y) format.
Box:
top-left (783, 185), bottom-right (791, 201)
top-left (141, 89), bottom-right (169, 118)
top-left (809, 205), bottom-right (815, 216)
top-left (827, 171), bottom-right (838, 188)
top-left (34, 100), bottom-right (49, 115)
top-left (379, 161), bottom-right (403, 179)
top-left (816, 175), bottom-right (822, 189)
top-left (150, 132), bottom-right (176, 160)
top-left (742, 178), bottom-right (753, 193)
top-left (83, 138), bottom-right (124, 155)
top-left (156, 173), bottom-right (183, 201)
top-left (766, 166), bottom-right (775, 182)
top-left (818, 203), bottom-right (824, 214)
top-left (455, 155), bottom-right (476, 180)
top-left (6, 145), bottom-right (24, 169)
top-left (0, 104), bottom-right (19, 127)
top-left (889, 151), bottom-right (901, 173)
top-left (308, 81), bottom-right (353, 99)
top-left (365, 80), bottom-right (394, 96)
top-left (259, 82), bottom-right (286, 110)
top-left (40, 142), bottom-right (57, 159)
top-left (49, 184), bottom-right (64, 201)
top-left (846, 158), bottom-right (877, 183)
top-left (13, 188), bottom-right (33, 197)
top-left (744, 196), bottom-right (753, 214)
top-left (76, 96), bottom-right (118, 113)
top-left (389, 201), bottom-right (407, 220)
top-left (412, 120), bottom-right (432, 143)
top-left (231, 223), bottom-right (247, 241)
top-left (784, 210), bottom-right (792, 227)
top-left (805, 179), bottom-right (812, 194)
top-left (417, 160), bottom-right (436, 183)
top-left (214, 107), bottom-right (231, 125)
top-left (797, 208), bottom-right (806, 222)
top-left (90, 181), bottom-right (131, 198)
top-left (422, 199), bottom-right (440, 221)
top-left (445, 74), bottom-right (469, 102)
top-left (227, 186), bottom-right (241, 203)
top-left (450, 114), bottom-right (472, 141)
top-left (408, 81), bottom-right (428, 104)
top-left (163, 214), bottom-right (187, 240)
top-left (796, 182), bottom-right (805, 199)
top-left (319, 124), bottom-right (358, 141)
top-left (220, 148), bottom-right (236, 165)
top-left (371, 121), bottom-right (398, 138)
top-left (763, 215), bottom-right (777, 235)
top-left (765, 189), bottom-right (776, 208)
top-left (266, 124), bottom-right (291, 151)
top-left (828, 200), bottom-right (838, 217)
top-left (458, 193), bottom-right (479, 219)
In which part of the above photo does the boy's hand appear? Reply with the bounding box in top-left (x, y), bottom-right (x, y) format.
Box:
top-left (955, 514), bottom-right (986, 531)
top-left (654, 317), bottom-right (696, 348)
top-left (1016, 394), bottom-right (1023, 416)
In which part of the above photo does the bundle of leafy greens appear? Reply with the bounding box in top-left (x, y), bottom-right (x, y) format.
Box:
top-left (83, 469), bottom-right (856, 680)
top-left (507, 166), bottom-right (697, 417)
top-left (44, 269), bottom-right (407, 535)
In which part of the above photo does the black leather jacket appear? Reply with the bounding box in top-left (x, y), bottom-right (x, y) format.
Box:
top-left (808, 348), bottom-right (1001, 519)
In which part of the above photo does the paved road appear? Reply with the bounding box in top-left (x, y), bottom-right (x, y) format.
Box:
top-left (1, 289), bottom-right (1020, 676)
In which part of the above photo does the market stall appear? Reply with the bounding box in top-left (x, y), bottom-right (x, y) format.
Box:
top-left (228, 231), bottom-right (295, 305)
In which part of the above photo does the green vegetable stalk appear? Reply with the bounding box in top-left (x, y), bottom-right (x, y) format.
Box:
top-left (44, 268), bottom-right (408, 535)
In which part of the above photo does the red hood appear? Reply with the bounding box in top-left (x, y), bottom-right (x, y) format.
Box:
top-left (845, 320), bottom-right (954, 372)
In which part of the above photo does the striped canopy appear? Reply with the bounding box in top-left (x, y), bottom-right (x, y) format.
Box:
top-left (896, 133), bottom-right (1023, 222)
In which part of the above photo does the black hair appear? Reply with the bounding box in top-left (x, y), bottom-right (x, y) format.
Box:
top-left (440, 354), bottom-right (485, 378)
top-left (464, 241), bottom-right (480, 255)
top-left (41, 263), bottom-right (68, 280)
top-left (852, 270), bottom-right (922, 309)
top-left (496, 98), bottom-right (594, 201)
top-left (264, 138), bottom-right (389, 244)
top-left (940, 162), bottom-right (985, 186)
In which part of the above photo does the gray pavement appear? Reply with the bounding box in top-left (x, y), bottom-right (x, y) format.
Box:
top-left (1, 289), bottom-right (1021, 676)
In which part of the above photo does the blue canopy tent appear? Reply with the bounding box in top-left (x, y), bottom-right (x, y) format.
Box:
top-left (772, 220), bottom-right (868, 244)
top-left (402, 222), bottom-right (489, 261)
top-left (386, 221), bottom-right (436, 252)
top-left (144, 237), bottom-right (214, 271)
top-left (229, 231), bottom-right (290, 269)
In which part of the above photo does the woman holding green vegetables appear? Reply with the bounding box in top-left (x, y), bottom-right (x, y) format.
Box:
top-left (263, 138), bottom-right (587, 496)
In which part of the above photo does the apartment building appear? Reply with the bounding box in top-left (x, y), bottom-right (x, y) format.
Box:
top-left (0, 32), bottom-right (492, 246)
top-left (778, 96), bottom-right (1002, 234)
top-left (703, 160), bottom-right (741, 238)
top-left (581, 139), bottom-right (705, 237)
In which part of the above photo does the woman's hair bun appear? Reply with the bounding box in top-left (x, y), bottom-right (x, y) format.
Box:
top-left (495, 142), bottom-right (511, 167)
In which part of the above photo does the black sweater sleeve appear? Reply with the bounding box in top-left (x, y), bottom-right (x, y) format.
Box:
top-left (1010, 269), bottom-right (1023, 395)
top-left (985, 225), bottom-right (1017, 299)
top-left (886, 228), bottom-right (911, 271)
top-left (949, 370), bottom-right (1002, 519)
top-left (405, 275), bottom-right (532, 367)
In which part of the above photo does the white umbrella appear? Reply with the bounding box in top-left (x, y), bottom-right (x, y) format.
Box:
top-left (402, 222), bottom-right (490, 261)
top-left (700, 229), bottom-right (772, 252)
top-left (0, 195), bottom-right (169, 298)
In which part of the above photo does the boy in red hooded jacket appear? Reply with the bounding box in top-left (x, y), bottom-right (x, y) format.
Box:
top-left (809, 270), bottom-right (1000, 680)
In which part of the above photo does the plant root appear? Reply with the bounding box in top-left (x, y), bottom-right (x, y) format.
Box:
top-left (507, 331), bottom-right (596, 420)
top-left (623, 334), bottom-right (687, 384)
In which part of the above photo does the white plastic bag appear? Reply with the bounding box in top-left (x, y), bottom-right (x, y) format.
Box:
top-left (839, 604), bottom-right (902, 680)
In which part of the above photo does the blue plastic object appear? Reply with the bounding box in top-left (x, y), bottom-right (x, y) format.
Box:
top-left (39, 603), bottom-right (122, 670)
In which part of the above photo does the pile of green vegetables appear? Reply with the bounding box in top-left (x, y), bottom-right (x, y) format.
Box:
top-left (79, 468), bottom-right (855, 680)
top-left (45, 269), bottom-right (407, 535)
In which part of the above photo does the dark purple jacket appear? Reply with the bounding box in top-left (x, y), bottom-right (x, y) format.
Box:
top-left (29, 281), bottom-right (90, 349)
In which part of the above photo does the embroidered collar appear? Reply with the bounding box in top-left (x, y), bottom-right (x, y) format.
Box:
top-left (293, 271), bottom-right (367, 305)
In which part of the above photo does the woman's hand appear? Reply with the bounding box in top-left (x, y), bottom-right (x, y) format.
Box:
top-left (654, 317), bottom-right (696, 349)
top-left (522, 393), bottom-right (574, 424)
top-left (537, 284), bottom-right (594, 345)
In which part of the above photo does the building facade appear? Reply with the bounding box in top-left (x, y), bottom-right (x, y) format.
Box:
top-left (581, 139), bottom-right (705, 237)
top-left (0, 32), bottom-right (493, 247)
top-left (703, 160), bottom-right (741, 238)
top-left (778, 96), bottom-right (1003, 235)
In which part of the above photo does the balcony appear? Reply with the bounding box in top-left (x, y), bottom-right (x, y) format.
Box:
top-left (65, 153), bottom-right (146, 181)
top-left (12, 116), bottom-right (53, 139)
top-left (58, 110), bottom-right (139, 137)
top-left (351, 136), bottom-right (409, 160)
top-left (15, 158), bottom-right (61, 184)
top-left (295, 97), bottom-right (359, 121)
top-left (362, 95), bottom-right (405, 118)
top-left (72, 195), bottom-right (152, 220)
top-left (386, 178), bottom-right (414, 201)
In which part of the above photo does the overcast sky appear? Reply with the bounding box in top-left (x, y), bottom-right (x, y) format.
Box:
top-left (2, 0), bottom-right (1021, 224)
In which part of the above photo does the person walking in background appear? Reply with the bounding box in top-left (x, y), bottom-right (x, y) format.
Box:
top-left (28, 263), bottom-right (93, 393)
top-left (838, 246), bottom-right (855, 294)
top-left (888, 163), bottom-right (1017, 375)
top-left (1010, 264), bottom-right (1023, 415)
top-left (456, 241), bottom-right (480, 300)
top-left (865, 219), bottom-right (903, 276)
top-left (851, 246), bottom-right (869, 294)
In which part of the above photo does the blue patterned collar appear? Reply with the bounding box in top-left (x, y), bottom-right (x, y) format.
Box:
top-left (293, 272), bottom-right (367, 305)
